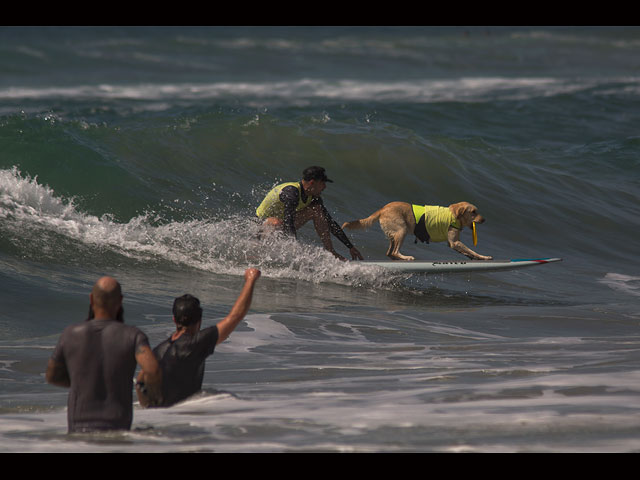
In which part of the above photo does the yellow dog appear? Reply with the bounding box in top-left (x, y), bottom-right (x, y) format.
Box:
top-left (342, 201), bottom-right (492, 261)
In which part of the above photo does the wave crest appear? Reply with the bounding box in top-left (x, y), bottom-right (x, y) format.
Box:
top-left (0, 167), bottom-right (403, 288)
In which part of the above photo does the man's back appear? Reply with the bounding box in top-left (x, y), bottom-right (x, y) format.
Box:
top-left (51, 319), bottom-right (150, 432)
top-left (152, 325), bottom-right (219, 407)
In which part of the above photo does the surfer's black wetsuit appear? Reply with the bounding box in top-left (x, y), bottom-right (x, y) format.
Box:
top-left (149, 326), bottom-right (219, 408)
top-left (279, 183), bottom-right (354, 249)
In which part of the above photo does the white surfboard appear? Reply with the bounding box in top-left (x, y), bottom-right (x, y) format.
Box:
top-left (362, 258), bottom-right (562, 274)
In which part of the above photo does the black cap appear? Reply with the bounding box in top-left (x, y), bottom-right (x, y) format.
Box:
top-left (302, 166), bottom-right (333, 183)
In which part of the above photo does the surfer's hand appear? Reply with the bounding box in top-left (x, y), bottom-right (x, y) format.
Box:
top-left (349, 247), bottom-right (364, 261)
top-left (329, 249), bottom-right (347, 261)
top-left (245, 268), bottom-right (261, 282)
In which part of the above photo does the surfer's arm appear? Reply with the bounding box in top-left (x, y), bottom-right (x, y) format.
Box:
top-left (447, 227), bottom-right (492, 260)
top-left (279, 186), bottom-right (300, 237)
top-left (327, 216), bottom-right (353, 248)
top-left (329, 221), bottom-right (364, 260)
top-left (312, 198), bottom-right (363, 259)
top-left (45, 358), bottom-right (71, 388)
top-left (216, 268), bottom-right (261, 344)
top-left (325, 211), bottom-right (364, 260)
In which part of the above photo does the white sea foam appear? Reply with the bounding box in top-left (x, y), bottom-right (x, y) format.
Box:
top-left (0, 167), bottom-right (402, 288)
top-left (3, 360), bottom-right (640, 452)
top-left (0, 76), bottom-right (635, 106)
top-left (600, 273), bottom-right (640, 297)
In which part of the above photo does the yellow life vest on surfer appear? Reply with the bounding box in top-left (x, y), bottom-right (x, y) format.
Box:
top-left (412, 204), bottom-right (461, 243)
top-left (256, 182), bottom-right (314, 219)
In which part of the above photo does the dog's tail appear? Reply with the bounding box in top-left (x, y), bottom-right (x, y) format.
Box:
top-left (342, 209), bottom-right (383, 231)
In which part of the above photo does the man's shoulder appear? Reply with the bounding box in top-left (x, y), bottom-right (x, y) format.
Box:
top-left (173, 325), bottom-right (218, 345)
top-left (101, 319), bottom-right (144, 331)
top-left (197, 325), bottom-right (219, 341)
top-left (279, 183), bottom-right (300, 199)
top-left (180, 325), bottom-right (219, 347)
top-left (152, 336), bottom-right (172, 355)
top-left (153, 326), bottom-right (218, 360)
top-left (82, 319), bottom-right (148, 340)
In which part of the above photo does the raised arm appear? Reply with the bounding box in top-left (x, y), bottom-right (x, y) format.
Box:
top-left (216, 268), bottom-right (261, 344)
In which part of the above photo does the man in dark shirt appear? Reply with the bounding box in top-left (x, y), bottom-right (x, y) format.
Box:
top-left (255, 166), bottom-right (363, 261)
top-left (46, 276), bottom-right (161, 433)
top-left (136, 268), bottom-right (261, 408)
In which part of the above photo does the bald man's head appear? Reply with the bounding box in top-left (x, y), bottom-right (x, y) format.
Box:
top-left (90, 276), bottom-right (123, 318)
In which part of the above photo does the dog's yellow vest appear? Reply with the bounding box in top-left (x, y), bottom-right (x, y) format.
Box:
top-left (256, 182), bottom-right (314, 219)
top-left (412, 205), bottom-right (461, 243)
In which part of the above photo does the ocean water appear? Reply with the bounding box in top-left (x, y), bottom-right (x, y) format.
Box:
top-left (0, 26), bottom-right (639, 452)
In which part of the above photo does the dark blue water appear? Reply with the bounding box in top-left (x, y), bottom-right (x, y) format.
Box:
top-left (0, 26), bottom-right (639, 452)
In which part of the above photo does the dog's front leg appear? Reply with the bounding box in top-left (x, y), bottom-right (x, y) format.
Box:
top-left (447, 229), bottom-right (492, 260)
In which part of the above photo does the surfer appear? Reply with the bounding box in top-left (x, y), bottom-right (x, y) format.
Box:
top-left (136, 268), bottom-right (261, 408)
top-left (46, 276), bottom-right (162, 433)
top-left (256, 166), bottom-right (364, 261)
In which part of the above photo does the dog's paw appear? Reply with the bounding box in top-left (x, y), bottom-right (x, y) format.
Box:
top-left (388, 252), bottom-right (415, 261)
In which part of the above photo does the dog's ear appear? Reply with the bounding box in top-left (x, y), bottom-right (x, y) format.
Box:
top-left (449, 202), bottom-right (471, 219)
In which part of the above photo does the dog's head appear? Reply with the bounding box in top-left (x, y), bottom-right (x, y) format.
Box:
top-left (449, 202), bottom-right (485, 228)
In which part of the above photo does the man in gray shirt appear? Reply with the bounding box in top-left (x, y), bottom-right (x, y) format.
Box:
top-left (46, 276), bottom-right (161, 433)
